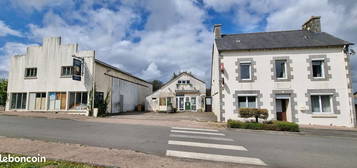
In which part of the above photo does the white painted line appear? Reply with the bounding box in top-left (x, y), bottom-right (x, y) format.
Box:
top-left (171, 127), bottom-right (219, 132)
top-left (166, 150), bottom-right (267, 166)
top-left (168, 140), bottom-right (247, 151)
top-left (171, 130), bottom-right (225, 136)
top-left (170, 134), bottom-right (234, 141)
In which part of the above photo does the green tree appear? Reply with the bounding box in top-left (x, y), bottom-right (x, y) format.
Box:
top-left (0, 79), bottom-right (8, 106)
top-left (152, 80), bottom-right (163, 92)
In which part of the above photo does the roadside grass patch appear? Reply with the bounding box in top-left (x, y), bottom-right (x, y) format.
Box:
top-left (227, 120), bottom-right (299, 132)
top-left (0, 153), bottom-right (104, 168)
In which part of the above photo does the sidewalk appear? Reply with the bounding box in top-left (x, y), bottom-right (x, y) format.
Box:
top-left (0, 137), bottom-right (260, 168)
top-left (0, 111), bottom-right (226, 129)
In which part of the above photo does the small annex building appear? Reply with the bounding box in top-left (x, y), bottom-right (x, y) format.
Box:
top-left (146, 72), bottom-right (206, 112)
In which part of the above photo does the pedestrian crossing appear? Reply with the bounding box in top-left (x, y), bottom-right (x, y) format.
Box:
top-left (166, 127), bottom-right (267, 166)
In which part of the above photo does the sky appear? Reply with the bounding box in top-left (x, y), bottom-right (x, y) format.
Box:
top-left (0, 0), bottom-right (356, 90)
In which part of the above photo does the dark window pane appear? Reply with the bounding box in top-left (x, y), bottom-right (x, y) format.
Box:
top-left (240, 63), bottom-right (251, 79)
top-left (321, 95), bottom-right (331, 112)
top-left (312, 60), bottom-right (323, 77)
top-left (16, 93), bottom-right (22, 109)
top-left (247, 96), bottom-right (256, 108)
top-left (11, 94), bottom-right (16, 109)
top-left (75, 92), bottom-right (81, 105)
top-left (311, 95), bottom-right (320, 112)
top-left (238, 96), bottom-right (247, 108)
top-left (275, 60), bottom-right (286, 78)
top-left (82, 92), bottom-right (88, 105)
top-left (21, 93), bottom-right (27, 109)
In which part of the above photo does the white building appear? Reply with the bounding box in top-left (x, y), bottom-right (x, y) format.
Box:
top-left (6, 37), bottom-right (152, 115)
top-left (146, 72), bottom-right (206, 112)
top-left (211, 16), bottom-right (356, 127)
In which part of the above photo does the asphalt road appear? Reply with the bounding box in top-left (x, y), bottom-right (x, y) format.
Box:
top-left (0, 115), bottom-right (357, 168)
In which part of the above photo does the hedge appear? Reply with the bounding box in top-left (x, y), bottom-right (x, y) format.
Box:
top-left (227, 120), bottom-right (299, 132)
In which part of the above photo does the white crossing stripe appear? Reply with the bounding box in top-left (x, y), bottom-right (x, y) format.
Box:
top-left (166, 150), bottom-right (267, 166)
top-left (171, 127), bottom-right (219, 132)
top-left (171, 130), bottom-right (225, 136)
top-left (168, 140), bottom-right (247, 151)
top-left (170, 134), bottom-right (234, 141)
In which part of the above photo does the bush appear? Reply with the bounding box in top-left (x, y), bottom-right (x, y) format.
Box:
top-left (227, 120), bottom-right (299, 132)
top-left (274, 121), bottom-right (300, 132)
top-left (239, 108), bottom-right (269, 122)
top-left (227, 119), bottom-right (244, 128)
top-left (243, 122), bottom-right (264, 130)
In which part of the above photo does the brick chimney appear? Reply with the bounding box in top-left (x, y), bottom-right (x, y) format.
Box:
top-left (213, 24), bottom-right (222, 39)
top-left (302, 16), bottom-right (321, 32)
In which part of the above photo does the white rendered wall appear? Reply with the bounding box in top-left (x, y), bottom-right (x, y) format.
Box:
top-left (5, 37), bottom-right (94, 112)
top-left (218, 47), bottom-right (355, 127)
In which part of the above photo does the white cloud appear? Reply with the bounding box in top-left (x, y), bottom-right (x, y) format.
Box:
top-left (0, 42), bottom-right (37, 78)
top-left (0, 20), bottom-right (22, 37)
top-left (26, 0), bottom-right (212, 83)
top-left (140, 62), bottom-right (161, 80)
top-left (10, 0), bottom-right (75, 12)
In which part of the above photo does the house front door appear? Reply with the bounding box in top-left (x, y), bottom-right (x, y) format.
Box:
top-left (185, 97), bottom-right (191, 110)
top-left (276, 98), bottom-right (288, 121)
top-left (178, 97), bottom-right (184, 111)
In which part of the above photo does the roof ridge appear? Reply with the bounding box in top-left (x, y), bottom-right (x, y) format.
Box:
top-left (221, 29), bottom-right (305, 36)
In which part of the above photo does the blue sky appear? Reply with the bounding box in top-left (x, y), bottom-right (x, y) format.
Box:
top-left (0, 0), bottom-right (356, 90)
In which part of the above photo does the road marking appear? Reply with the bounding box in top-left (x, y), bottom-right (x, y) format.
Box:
top-left (168, 140), bottom-right (247, 151)
top-left (171, 130), bottom-right (225, 136)
top-left (166, 150), bottom-right (266, 166)
top-left (170, 134), bottom-right (234, 141)
top-left (171, 127), bottom-right (219, 132)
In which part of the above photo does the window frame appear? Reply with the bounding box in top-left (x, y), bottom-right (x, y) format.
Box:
top-left (10, 93), bottom-right (27, 110)
top-left (275, 60), bottom-right (287, 79)
top-left (310, 94), bottom-right (333, 114)
top-left (311, 59), bottom-right (325, 78)
top-left (237, 95), bottom-right (257, 108)
top-left (61, 66), bottom-right (73, 77)
top-left (24, 68), bottom-right (37, 78)
top-left (240, 62), bottom-right (252, 80)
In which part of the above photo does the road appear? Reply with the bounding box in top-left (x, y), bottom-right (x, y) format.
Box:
top-left (0, 115), bottom-right (357, 168)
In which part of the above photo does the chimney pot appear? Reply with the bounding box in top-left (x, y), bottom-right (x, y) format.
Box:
top-left (302, 16), bottom-right (321, 32)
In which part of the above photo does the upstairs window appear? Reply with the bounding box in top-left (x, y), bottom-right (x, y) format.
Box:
top-left (312, 60), bottom-right (324, 78)
top-left (275, 60), bottom-right (287, 79)
top-left (178, 80), bottom-right (182, 84)
top-left (25, 68), bottom-right (37, 78)
top-left (61, 66), bottom-right (73, 77)
top-left (240, 63), bottom-right (251, 80)
top-left (186, 80), bottom-right (190, 84)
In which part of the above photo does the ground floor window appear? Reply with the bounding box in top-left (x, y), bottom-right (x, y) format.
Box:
top-left (10, 93), bottom-right (27, 109)
top-left (238, 96), bottom-right (257, 108)
top-left (29, 93), bottom-right (46, 110)
top-left (159, 97), bottom-right (166, 106)
top-left (48, 92), bottom-right (66, 110)
top-left (69, 92), bottom-right (88, 110)
top-left (311, 95), bottom-right (332, 113)
top-left (191, 97), bottom-right (196, 111)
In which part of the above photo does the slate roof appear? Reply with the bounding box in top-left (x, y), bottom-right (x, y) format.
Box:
top-left (215, 30), bottom-right (353, 51)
